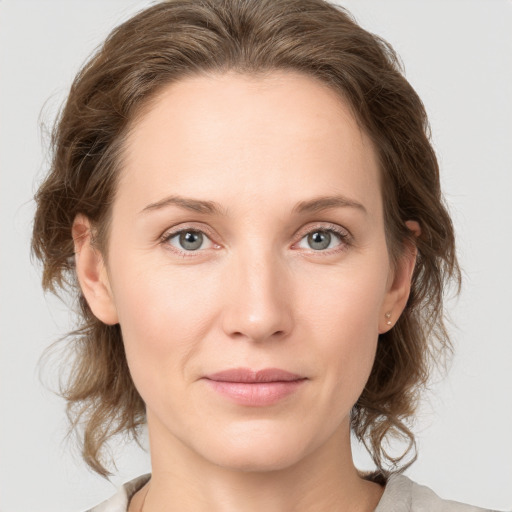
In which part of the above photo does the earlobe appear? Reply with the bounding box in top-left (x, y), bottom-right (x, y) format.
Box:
top-left (72, 214), bottom-right (118, 325)
top-left (378, 220), bottom-right (420, 334)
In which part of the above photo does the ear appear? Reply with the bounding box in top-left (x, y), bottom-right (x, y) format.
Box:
top-left (378, 220), bottom-right (420, 334)
top-left (72, 214), bottom-right (118, 325)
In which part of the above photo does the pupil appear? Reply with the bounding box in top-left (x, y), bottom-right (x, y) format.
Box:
top-left (180, 231), bottom-right (203, 250)
top-left (308, 231), bottom-right (331, 250)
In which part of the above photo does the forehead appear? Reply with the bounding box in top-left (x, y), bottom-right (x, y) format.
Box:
top-left (118, 70), bottom-right (381, 216)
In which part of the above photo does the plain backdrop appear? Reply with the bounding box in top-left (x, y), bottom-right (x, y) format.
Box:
top-left (1, 1), bottom-right (511, 511)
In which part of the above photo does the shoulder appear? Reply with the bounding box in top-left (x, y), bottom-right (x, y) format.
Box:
top-left (84, 474), bottom-right (150, 512)
top-left (375, 474), bottom-right (496, 512)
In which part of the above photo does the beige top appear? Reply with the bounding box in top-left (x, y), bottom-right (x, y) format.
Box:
top-left (86, 473), bottom-right (496, 512)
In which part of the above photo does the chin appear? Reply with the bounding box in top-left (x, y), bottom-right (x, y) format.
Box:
top-left (194, 421), bottom-right (315, 473)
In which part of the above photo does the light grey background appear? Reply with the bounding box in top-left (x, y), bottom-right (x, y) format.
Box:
top-left (1, 1), bottom-right (511, 511)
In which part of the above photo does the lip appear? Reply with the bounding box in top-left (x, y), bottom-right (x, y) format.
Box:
top-left (205, 367), bottom-right (305, 383)
top-left (202, 368), bottom-right (307, 406)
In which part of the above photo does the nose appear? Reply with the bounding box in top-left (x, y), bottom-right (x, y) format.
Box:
top-left (221, 245), bottom-right (294, 343)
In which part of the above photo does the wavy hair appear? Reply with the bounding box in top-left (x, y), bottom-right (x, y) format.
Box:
top-left (32, 0), bottom-right (460, 476)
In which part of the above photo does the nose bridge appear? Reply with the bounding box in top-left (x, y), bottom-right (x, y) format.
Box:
top-left (221, 239), bottom-right (293, 342)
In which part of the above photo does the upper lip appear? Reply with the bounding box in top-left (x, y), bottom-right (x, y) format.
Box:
top-left (204, 368), bottom-right (306, 383)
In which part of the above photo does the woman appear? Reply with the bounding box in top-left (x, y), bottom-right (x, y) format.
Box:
top-left (30, 0), bottom-right (500, 511)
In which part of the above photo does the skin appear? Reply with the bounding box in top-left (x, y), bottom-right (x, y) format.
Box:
top-left (73, 71), bottom-right (418, 512)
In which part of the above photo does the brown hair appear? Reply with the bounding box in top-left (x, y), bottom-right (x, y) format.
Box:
top-left (32, 0), bottom-right (460, 477)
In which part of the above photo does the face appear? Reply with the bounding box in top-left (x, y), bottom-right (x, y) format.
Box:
top-left (78, 71), bottom-right (412, 473)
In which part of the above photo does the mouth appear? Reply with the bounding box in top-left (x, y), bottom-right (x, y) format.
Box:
top-left (205, 367), bottom-right (306, 383)
top-left (202, 368), bottom-right (308, 406)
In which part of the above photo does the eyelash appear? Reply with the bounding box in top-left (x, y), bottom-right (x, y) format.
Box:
top-left (159, 223), bottom-right (352, 258)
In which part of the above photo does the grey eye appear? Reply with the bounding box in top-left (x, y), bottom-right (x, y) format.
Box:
top-left (178, 231), bottom-right (204, 251)
top-left (307, 231), bottom-right (332, 250)
top-left (164, 228), bottom-right (215, 254)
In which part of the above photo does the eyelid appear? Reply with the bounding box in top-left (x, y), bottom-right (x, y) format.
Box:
top-left (159, 223), bottom-right (221, 257)
top-left (294, 222), bottom-right (351, 241)
top-left (292, 222), bottom-right (352, 253)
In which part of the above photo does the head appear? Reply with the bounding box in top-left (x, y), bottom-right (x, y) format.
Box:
top-left (32, 0), bottom-right (460, 477)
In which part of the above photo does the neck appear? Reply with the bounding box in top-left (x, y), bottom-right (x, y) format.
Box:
top-left (138, 415), bottom-right (384, 512)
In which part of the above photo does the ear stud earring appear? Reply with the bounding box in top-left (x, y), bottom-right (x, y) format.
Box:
top-left (385, 312), bottom-right (392, 326)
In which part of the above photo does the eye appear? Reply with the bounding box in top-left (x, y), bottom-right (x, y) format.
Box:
top-left (295, 226), bottom-right (349, 252)
top-left (163, 229), bottom-right (215, 253)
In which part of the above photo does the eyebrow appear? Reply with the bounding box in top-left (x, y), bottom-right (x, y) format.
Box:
top-left (292, 195), bottom-right (367, 215)
top-left (141, 195), bottom-right (228, 216)
top-left (140, 194), bottom-right (366, 216)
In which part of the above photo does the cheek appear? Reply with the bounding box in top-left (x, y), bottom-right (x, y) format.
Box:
top-left (108, 256), bottom-right (222, 393)
top-left (297, 257), bottom-right (388, 393)
top-left (299, 253), bottom-right (388, 333)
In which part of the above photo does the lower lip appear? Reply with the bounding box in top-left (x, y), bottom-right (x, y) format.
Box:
top-left (203, 379), bottom-right (307, 406)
